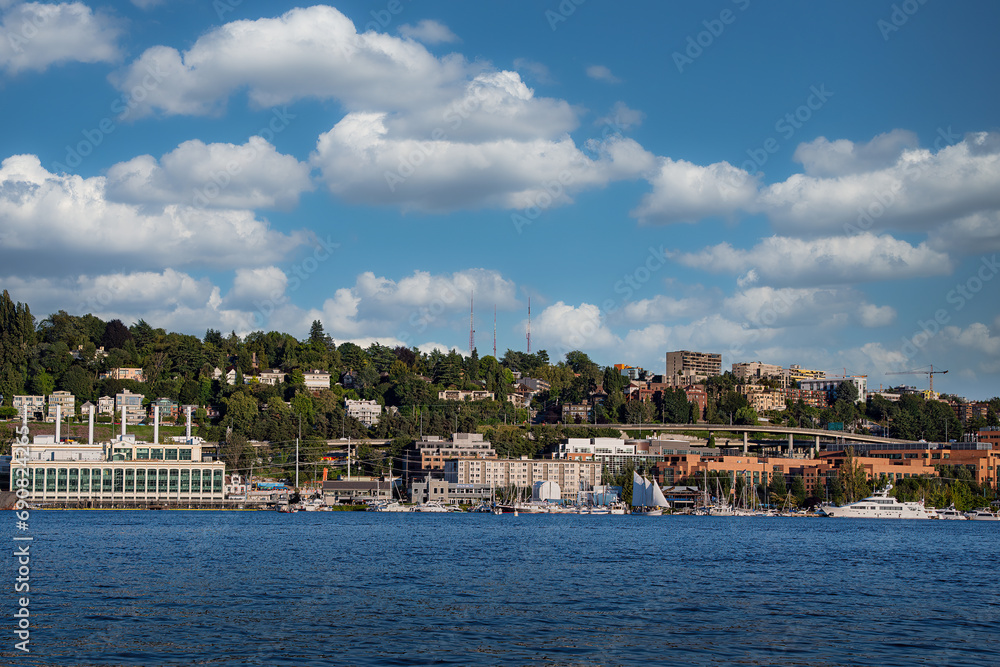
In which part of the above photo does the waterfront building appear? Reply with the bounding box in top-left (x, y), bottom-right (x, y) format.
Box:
top-left (446, 458), bottom-right (600, 502)
top-left (408, 433), bottom-right (496, 475)
top-left (11, 438), bottom-right (226, 504)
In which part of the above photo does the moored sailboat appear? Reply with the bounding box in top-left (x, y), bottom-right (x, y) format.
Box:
top-left (631, 471), bottom-right (670, 516)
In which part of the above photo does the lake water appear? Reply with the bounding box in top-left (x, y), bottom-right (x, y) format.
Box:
top-left (4, 511), bottom-right (999, 666)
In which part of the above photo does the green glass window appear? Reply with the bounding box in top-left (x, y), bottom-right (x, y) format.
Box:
top-left (136, 448), bottom-right (149, 459)
top-left (114, 469), bottom-right (124, 493)
top-left (190, 470), bottom-right (201, 493)
top-left (165, 449), bottom-right (178, 461)
top-left (46, 468), bottom-right (56, 493)
top-left (124, 469), bottom-right (135, 493)
top-left (151, 449), bottom-right (164, 460)
top-left (179, 449), bottom-right (192, 461)
top-left (169, 470), bottom-right (179, 492)
top-left (135, 469), bottom-right (146, 493)
top-left (180, 470), bottom-right (189, 493)
top-left (213, 470), bottom-right (223, 493)
top-left (68, 468), bottom-right (79, 493)
top-left (102, 469), bottom-right (113, 493)
top-left (32, 469), bottom-right (42, 493)
top-left (158, 469), bottom-right (168, 493)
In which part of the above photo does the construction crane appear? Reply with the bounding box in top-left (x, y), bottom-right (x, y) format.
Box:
top-left (885, 364), bottom-right (948, 393)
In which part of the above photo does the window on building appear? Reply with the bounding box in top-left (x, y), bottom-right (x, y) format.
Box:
top-left (68, 468), bottom-right (79, 493)
top-left (169, 470), bottom-right (179, 493)
top-left (102, 469), bottom-right (113, 494)
top-left (179, 449), bottom-right (192, 461)
top-left (124, 469), bottom-right (134, 493)
top-left (158, 469), bottom-right (168, 494)
top-left (151, 449), bottom-right (164, 460)
top-left (180, 470), bottom-right (189, 493)
top-left (135, 469), bottom-right (146, 493)
top-left (165, 449), bottom-right (178, 461)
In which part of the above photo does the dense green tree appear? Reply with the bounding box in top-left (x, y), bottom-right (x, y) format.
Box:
top-left (60, 365), bottom-right (95, 403)
top-left (101, 319), bottom-right (133, 350)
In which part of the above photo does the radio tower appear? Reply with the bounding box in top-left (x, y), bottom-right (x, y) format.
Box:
top-left (469, 291), bottom-right (475, 354)
top-left (493, 305), bottom-right (497, 358)
top-left (526, 297), bottom-right (531, 354)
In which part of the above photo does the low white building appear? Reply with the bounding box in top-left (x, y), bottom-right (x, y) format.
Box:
top-left (304, 369), bottom-right (331, 392)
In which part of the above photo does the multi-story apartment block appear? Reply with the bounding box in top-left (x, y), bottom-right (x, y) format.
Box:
top-left (561, 403), bottom-right (591, 422)
top-left (408, 433), bottom-right (497, 475)
top-left (148, 398), bottom-right (179, 422)
top-left (345, 399), bottom-right (381, 427)
top-left (446, 458), bottom-right (600, 502)
top-left (787, 365), bottom-right (826, 381)
top-left (800, 376), bottom-right (867, 403)
top-left (666, 351), bottom-right (722, 384)
top-left (12, 395), bottom-right (45, 419)
top-left (732, 361), bottom-right (785, 383)
top-left (47, 391), bottom-right (76, 420)
top-left (115, 389), bottom-right (145, 424)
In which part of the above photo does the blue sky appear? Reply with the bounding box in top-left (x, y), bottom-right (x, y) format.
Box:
top-left (1, 0), bottom-right (999, 399)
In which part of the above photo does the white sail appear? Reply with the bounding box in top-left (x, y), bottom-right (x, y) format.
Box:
top-left (650, 480), bottom-right (670, 508)
top-left (631, 471), bottom-right (644, 507)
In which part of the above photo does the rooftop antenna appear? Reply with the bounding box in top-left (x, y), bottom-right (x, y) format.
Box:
top-left (493, 305), bottom-right (497, 358)
top-left (469, 291), bottom-right (475, 354)
top-left (527, 297), bottom-right (531, 354)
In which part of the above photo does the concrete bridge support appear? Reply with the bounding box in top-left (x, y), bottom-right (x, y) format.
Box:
top-left (787, 433), bottom-right (794, 456)
top-left (743, 431), bottom-right (748, 454)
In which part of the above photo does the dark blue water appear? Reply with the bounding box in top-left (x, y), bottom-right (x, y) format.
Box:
top-left (3, 511), bottom-right (998, 666)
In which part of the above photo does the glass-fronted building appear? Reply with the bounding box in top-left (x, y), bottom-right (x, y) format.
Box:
top-left (11, 439), bottom-right (226, 503)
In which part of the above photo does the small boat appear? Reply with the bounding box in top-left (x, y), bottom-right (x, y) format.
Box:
top-left (934, 505), bottom-right (967, 520)
top-left (410, 501), bottom-right (450, 513)
top-left (964, 509), bottom-right (1000, 521)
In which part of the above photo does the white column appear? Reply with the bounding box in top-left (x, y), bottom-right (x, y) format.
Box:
top-left (55, 404), bottom-right (61, 443)
top-left (88, 404), bottom-right (95, 445)
top-left (186, 406), bottom-right (192, 442)
top-left (121, 407), bottom-right (126, 438)
top-left (153, 405), bottom-right (160, 445)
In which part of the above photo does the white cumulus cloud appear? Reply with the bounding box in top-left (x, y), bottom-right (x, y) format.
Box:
top-left (0, 2), bottom-right (121, 74)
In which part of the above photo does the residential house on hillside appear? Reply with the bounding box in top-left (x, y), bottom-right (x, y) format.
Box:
top-left (303, 369), bottom-right (331, 393)
top-left (47, 391), bottom-right (75, 420)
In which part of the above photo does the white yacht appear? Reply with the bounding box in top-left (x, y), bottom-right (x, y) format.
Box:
top-left (964, 509), bottom-right (1000, 521)
top-left (820, 484), bottom-right (933, 519)
top-left (934, 505), bottom-right (967, 520)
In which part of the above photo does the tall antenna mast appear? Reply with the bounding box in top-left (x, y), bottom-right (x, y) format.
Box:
top-left (493, 305), bottom-right (497, 358)
top-left (526, 297), bottom-right (531, 354)
top-left (469, 291), bottom-right (475, 354)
